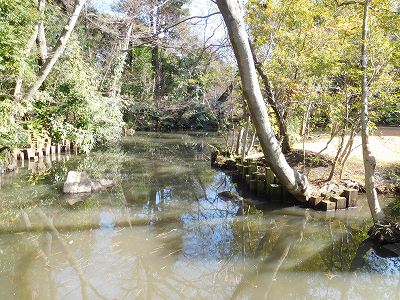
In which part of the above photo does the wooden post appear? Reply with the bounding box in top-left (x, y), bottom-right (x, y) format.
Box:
top-left (242, 165), bottom-right (249, 182)
top-left (249, 162), bottom-right (257, 176)
top-left (249, 179), bottom-right (257, 194)
top-left (265, 167), bottom-right (275, 185)
top-left (330, 195), bottom-right (347, 209)
top-left (257, 179), bottom-right (266, 196)
top-left (270, 184), bottom-right (282, 202)
top-left (309, 196), bottom-right (322, 208)
top-left (320, 200), bottom-right (336, 211)
top-left (342, 188), bottom-right (358, 208)
top-left (245, 174), bottom-right (251, 190)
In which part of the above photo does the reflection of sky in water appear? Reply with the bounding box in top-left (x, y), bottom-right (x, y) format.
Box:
top-left (99, 211), bottom-right (115, 229)
top-left (180, 172), bottom-right (240, 260)
top-left (0, 132), bottom-right (399, 300)
top-left (363, 248), bottom-right (400, 274)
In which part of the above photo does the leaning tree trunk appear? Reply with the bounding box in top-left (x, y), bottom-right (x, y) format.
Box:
top-left (360, 0), bottom-right (383, 220)
top-left (241, 112), bottom-right (251, 161)
top-left (14, 26), bottom-right (38, 100)
top-left (14, 0), bottom-right (48, 100)
top-left (216, 0), bottom-right (311, 200)
top-left (249, 42), bottom-right (291, 153)
top-left (25, 0), bottom-right (88, 100)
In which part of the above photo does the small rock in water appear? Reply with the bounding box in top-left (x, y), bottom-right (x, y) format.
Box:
top-left (63, 171), bottom-right (116, 194)
top-left (63, 171), bottom-right (92, 194)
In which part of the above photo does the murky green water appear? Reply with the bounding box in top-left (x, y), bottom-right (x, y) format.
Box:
top-left (0, 132), bottom-right (399, 300)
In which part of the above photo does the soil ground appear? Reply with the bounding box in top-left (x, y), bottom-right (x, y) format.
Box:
top-left (292, 127), bottom-right (400, 192)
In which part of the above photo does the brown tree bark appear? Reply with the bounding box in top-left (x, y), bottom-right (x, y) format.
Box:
top-left (216, 0), bottom-right (311, 200)
top-left (249, 42), bottom-right (291, 153)
top-left (360, 0), bottom-right (383, 220)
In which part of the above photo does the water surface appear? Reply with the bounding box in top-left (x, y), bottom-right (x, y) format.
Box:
top-left (0, 132), bottom-right (399, 299)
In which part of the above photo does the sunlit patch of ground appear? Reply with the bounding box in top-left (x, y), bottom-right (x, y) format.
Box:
top-left (292, 127), bottom-right (400, 188)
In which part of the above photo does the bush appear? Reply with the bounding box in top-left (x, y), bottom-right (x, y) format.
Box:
top-left (0, 99), bottom-right (29, 150)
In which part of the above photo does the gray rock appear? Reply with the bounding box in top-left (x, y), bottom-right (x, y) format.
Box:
top-left (63, 171), bottom-right (117, 194)
top-left (63, 171), bottom-right (92, 194)
top-left (91, 179), bottom-right (116, 192)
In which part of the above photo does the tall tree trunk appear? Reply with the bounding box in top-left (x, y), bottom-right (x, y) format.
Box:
top-left (360, 0), bottom-right (383, 220)
top-left (246, 130), bottom-right (256, 155)
top-left (235, 127), bottom-right (244, 155)
top-left (300, 101), bottom-right (313, 137)
top-left (152, 45), bottom-right (162, 106)
top-left (111, 22), bottom-right (133, 97)
top-left (241, 113), bottom-right (251, 161)
top-left (249, 42), bottom-right (291, 153)
top-left (216, 0), bottom-right (310, 200)
top-left (36, 0), bottom-right (48, 66)
top-left (25, 0), bottom-right (88, 100)
top-left (150, 0), bottom-right (162, 107)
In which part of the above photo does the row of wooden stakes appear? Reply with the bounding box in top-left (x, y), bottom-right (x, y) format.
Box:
top-left (228, 157), bottom-right (358, 211)
top-left (12, 139), bottom-right (78, 161)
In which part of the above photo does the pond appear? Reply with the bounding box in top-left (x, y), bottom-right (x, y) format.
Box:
top-left (0, 132), bottom-right (399, 300)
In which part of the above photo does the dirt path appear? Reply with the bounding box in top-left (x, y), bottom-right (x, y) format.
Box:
top-left (294, 127), bottom-right (400, 167)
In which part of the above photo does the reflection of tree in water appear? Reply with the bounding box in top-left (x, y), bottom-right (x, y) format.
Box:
top-left (2, 133), bottom-right (400, 299)
top-left (232, 213), bottom-right (400, 300)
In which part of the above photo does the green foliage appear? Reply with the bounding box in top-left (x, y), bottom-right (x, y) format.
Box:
top-left (0, 0), bottom-right (36, 75)
top-left (246, 0), bottom-right (400, 136)
top-left (29, 38), bottom-right (124, 152)
top-left (0, 99), bottom-right (29, 150)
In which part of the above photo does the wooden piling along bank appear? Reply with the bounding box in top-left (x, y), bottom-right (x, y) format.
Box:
top-left (12, 138), bottom-right (79, 162)
top-left (0, 137), bottom-right (82, 180)
top-left (211, 151), bottom-right (358, 211)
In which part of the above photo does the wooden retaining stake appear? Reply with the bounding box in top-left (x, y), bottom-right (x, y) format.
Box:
top-left (249, 179), bottom-right (257, 194)
top-left (213, 152), bottom-right (360, 211)
top-left (330, 195), bottom-right (347, 209)
top-left (320, 200), bottom-right (336, 211)
top-left (257, 179), bottom-right (266, 196)
top-left (341, 188), bottom-right (358, 208)
top-left (242, 166), bottom-right (249, 182)
top-left (22, 148), bottom-right (35, 160)
top-left (270, 184), bottom-right (282, 202)
top-left (43, 143), bottom-right (51, 156)
top-left (245, 174), bottom-right (251, 190)
top-left (265, 167), bottom-right (275, 185)
top-left (309, 196), bottom-right (322, 208)
top-left (249, 163), bottom-right (257, 175)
